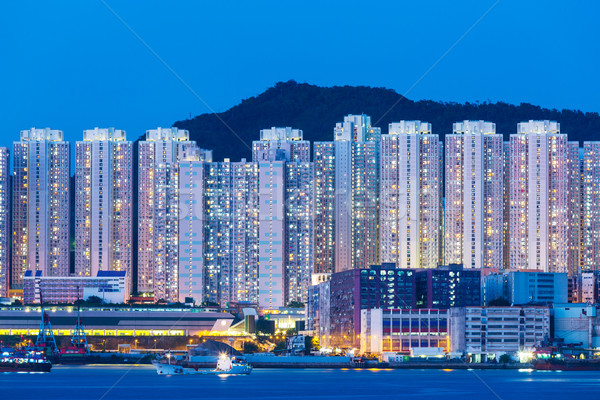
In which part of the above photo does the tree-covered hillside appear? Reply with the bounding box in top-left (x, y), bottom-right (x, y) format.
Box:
top-left (174, 80), bottom-right (600, 161)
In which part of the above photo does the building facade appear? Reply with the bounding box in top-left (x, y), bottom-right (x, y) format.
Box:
top-left (581, 142), bottom-right (600, 273)
top-left (138, 128), bottom-right (210, 301)
top-left (253, 127), bottom-right (313, 309)
top-left (204, 159), bottom-right (259, 307)
top-left (360, 308), bottom-right (449, 355)
top-left (507, 121), bottom-right (568, 272)
top-left (449, 306), bottom-right (550, 359)
top-left (415, 264), bottom-right (481, 309)
top-left (23, 270), bottom-right (128, 304)
top-left (314, 115), bottom-right (380, 273)
top-left (0, 148), bottom-right (9, 297)
top-left (75, 128), bottom-right (133, 292)
top-left (481, 271), bottom-right (568, 305)
top-left (444, 121), bottom-right (503, 270)
top-left (313, 142), bottom-right (335, 274)
top-left (567, 142), bottom-right (581, 277)
top-left (177, 149), bottom-right (206, 304)
top-left (381, 121), bottom-right (442, 270)
top-left (12, 128), bottom-right (70, 288)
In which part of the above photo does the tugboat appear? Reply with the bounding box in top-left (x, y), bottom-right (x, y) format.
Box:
top-left (153, 352), bottom-right (252, 375)
top-left (533, 346), bottom-right (600, 371)
top-left (0, 348), bottom-right (52, 373)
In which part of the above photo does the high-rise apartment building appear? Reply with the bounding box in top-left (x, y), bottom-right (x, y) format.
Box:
top-left (508, 121), bottom-right (568, 272)
top-left (178, 147), bottom-right (207, 304)
top-left (380, 121), bottom-right (442, 269)
top-left (0, 148), bottom-right (9, 296)
top-left (444, 121), bottom-right (503, 269)
top-left (204, 159), bottom-right (259, 306)
top-left (582, 142), bottom-right (600, 273)
top-left (138, 127), bottom-right (209, 301)
top-left (12, 128), bottom-right (70, 289)
top-left (314, 115), bottom-right (380, 274)
top-left (567, 142), bottom-right (582, 276)
top-left (75, 128), bottom-right (133, 292)
top-left (313, 142), bottom-right (335, 274)
top-left (253, 127), bottom-right (313, 309)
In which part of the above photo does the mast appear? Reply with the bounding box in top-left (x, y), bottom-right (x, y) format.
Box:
top-left (71, 302), bottom-right (90, 354)
top-left (35, 293), bottom-right (58, 353)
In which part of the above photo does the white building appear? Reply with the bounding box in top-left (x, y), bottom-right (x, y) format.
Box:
top-left (581, 142), bottom-right (600, 273)
top-left (138, 127), bottom-right (210, 301)
top-left (380, 121), bottom-right (442, 269)
top-left (314, 115), bottom-right (380, 274)
top-left (75, 128), bottom-right (133, 292)
top-left (23, 270), bottom-right (128, 304)
top-left (444, 121), bottom-right (504, 269)
top-left (0, 148), bottom-right (8, 296)
top-left (178, 148), bottom-right (206, 304)
top-left (204, 159), bottom-right (259, 306)
top-left (313, 142), bottom-right (335, 274)
top-left (580, 272), bottom-right (599, 303)
top-left (12, 128), bottom-right (70, 288)
top-left (253, 127), bottom-right (313, 309)
top-left (449, 306), bottom-right (550, 360)
top-left (507, 121), bottom-right (568, 272)
top-left (553, 304), bottom-right (599, 348)
top-left (361, 308), bottom-right (449, 355)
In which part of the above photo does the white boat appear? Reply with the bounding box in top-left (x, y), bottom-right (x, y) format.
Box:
top-left (153, 353), bottom-right (252, 375)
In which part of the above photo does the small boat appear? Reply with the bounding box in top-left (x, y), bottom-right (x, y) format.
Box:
top-left (533, 346), bottom-right (600, 371)
top-left (0, 348), bottom-right (52, 373)
top-left (153, 353), bottom-right (252, 375)
top-left (533, 356), bottom-right (600, 371)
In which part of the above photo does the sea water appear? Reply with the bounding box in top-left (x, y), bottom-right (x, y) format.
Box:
top-left (1, 365), bottom-right (599, 399)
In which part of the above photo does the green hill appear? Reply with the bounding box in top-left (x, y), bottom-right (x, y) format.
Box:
top-left (173, 80), bottom-right (600, 162)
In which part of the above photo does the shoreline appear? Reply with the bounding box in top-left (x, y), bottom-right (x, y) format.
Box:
top-left (67, 359), bottom-right (533, 370)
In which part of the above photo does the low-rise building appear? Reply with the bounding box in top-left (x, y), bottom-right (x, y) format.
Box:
top-left (23, 270), bottom-right (128, 304)
top-left (552, 304), bottom-right (599, 348)
top-left (329, 264), bottom-right (417, 348)
top-left (0, 306), bottom-right (234, 336)
top-left (449, 306), bottom-right (550, 361)
top-left (482, 271), bottom-right (568, 305)
top-left (416, 264), bottom-right (481, 308)
top-left (306, 279), bottom-right (331, 347)
top-left (580, 272), bottom-right (600, 304)
top-left (262, 307), bottom-right (306, 331)
top-left (360, 308), bottom-right (449, 355)
top-left (326, 263), bottom-right (479, 349)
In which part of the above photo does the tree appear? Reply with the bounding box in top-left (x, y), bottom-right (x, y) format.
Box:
top-left (243, 341), bottom-right (259, 354)
top-left (287, 301), bottom-right (305, 309)
top-left (285, 328), bottom-right (297, 336)
top-left (255, 319), bottom-right (275, 336)
top-left (499, 354), bottom-right (512, 364)
top-left (304, 336), bottom-right (315, 352)
top-left (85, 296), bottom-right (104, 306)
top-left (273, 341), bottom-right (286, 352)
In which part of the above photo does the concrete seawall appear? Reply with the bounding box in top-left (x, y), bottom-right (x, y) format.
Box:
top-left (185, 355), bottom-right (533, 369)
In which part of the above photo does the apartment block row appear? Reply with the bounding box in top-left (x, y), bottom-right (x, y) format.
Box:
top-left (3, 126), bottom-right (314, 311)
top-left (1, 115), bottom-right (600, 310)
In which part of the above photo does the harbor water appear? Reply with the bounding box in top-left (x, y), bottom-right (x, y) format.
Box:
top-left (1, 365), bottom-right (599, 399)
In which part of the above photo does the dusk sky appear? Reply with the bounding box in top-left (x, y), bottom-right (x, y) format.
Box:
top-left (1, 0), bottom-right (598, 149)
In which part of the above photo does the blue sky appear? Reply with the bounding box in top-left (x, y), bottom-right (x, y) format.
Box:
top-left (1, 0), bottom-right (598, 150)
